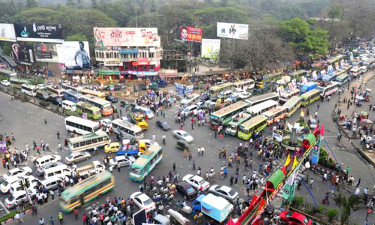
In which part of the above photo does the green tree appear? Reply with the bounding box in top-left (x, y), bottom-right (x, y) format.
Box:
top-left (65, 34), bottom-right (87, 41)
top-left (334, 194), bottom-right (364, 225)
top-left (26, 0), bottom-right (38, 8)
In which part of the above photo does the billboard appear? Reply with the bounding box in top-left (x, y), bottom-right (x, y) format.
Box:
top-left (12, 43), bottom-right (34, 65)
top-left (35, 43), bottom-right (62, 63)
top-left (201, 39), bottom-right (221, 59)
top-left (14, 23), bottom-right (63, 43)
top-left (0, 24), bottom-right (16, 42)
top-left (63, 41), bottom-right (91, 70)
top-left (180, 26), bottom-right (202, 42)
top-left (217, 22), bottom-right (249, 40)
top-left (93, 27), bottom-right (160, 47)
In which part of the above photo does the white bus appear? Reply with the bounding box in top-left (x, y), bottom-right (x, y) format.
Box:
top-left (279, 89), bottom-right (300, 105)
top-left (262, 106), bottom-right (287, 126)
top-left (112, 119), bottom-right (144, 140)
top-left (316, 82), bottom-right (339, 98)
top-left (81, 94), bottom-right (113, 116)
top-left (21, 84), bottom-right (37, 97)
top-left (65, 116), bottom-right (101, 135)
top-left (68, 130), bottom-right (110, 152)
top-left (246, 100), bottom-right (278, 117)
top-left (233, 79), bottom-right (255, 92)
top-left (60, 83), bottom-right (83, 93)
top-left (334, 73), bottom-right (350, 87)
top-left (283, 96), bottom-right (301, 117)
top-left (46, 85), bottom-right (65, 98)
top-left (245, 92), bottom-right (279, 106)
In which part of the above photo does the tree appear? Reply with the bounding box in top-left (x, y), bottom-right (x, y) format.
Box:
top-left (333, 193), bottom-right (364, 225)
top-left (65, 34), bottom-right (87, 41)
top-left (26, 0), bottom-right (38, 8)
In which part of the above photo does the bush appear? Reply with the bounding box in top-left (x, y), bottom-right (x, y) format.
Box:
top-left (0, 211), bottom-right (19, 223)
top-left (39, 101), bottom-right (49, 107)
top-left (317, 205), bottom-right (326, 213)
top-left (291, 196), bottom-right (304, 208)
top-left (326, 209), bottom-right (339, 222)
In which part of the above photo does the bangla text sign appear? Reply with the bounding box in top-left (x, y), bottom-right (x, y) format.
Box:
top-left (217, 22), bottom-right (248, 40)
top-left (180, 26), bottom-right (202, 42)
top-left (14, 23), bottom-right (63, 43)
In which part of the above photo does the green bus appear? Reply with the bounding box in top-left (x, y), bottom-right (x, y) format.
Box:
top-left (209, 101), bottom-right (249, 130)
top-left (209, 82), bottom-right (234, 97)
top-left (129, 143), bottom-right (163, 182)
top-left (300, 89), bottom-right (321, 107)
top-left (68, 130), bottom-right (110, 152)
top-left (225, 112), bottom-right (252, 136)
top-left (238, 115), bottom-right (267, 140)
top-left (60, 171), bottom-right (114, 213)
top-left (76, 102), bottom-right (102, 120)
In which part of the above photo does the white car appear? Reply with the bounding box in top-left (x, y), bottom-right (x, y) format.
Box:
top-left (5, 189), bottom-right (36, 209)
top-left (1, 176), bottom-right (20, 193)
top-left (172, 130), bottom-right (194, 143)
top-left (182, 174), bottom-right (210, 191)
top-left (209, 185), bottom-right (239, 202)
top-left (10, 176), bottom-right (41, 194)
top-left (100, 119), bottom-right (112, 128)
top-left (310, 119), bottom-right (317, 129)
top-left (130, 192), bottom-right (156, 212)
top-left (238, 92), bottom-right (251, 99)
top-left (35, 154), bottom-right (62, 168)
top-left (65, 152), bottom-right (91, 165)
top-left (1, 80), bottom-right (10, 87)
top-left (3, 167), bottom-right (33, 181)
top-left (36, 84), bottom-right (46, 90)
top-left (109, 156), bottom-right (134, 168)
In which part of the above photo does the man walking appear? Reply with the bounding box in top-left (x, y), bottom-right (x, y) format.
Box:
top-left (57, 212), bottom-right (63, 225)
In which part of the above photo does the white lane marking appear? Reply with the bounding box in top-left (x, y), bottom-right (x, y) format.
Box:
top-left (0, 201), bottom-right (10, 214)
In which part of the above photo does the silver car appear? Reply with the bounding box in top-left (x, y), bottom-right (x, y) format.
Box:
top-left (65, 152), bottom-right (91, 165)
top-left (208, 185), bottom-right (239, 202)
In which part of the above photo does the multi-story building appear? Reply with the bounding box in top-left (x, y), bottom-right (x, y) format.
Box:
top-left (94, 27), bottom-right (162, 80)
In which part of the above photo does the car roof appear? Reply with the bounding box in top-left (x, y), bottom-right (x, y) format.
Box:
top-left (179, 182), bottom-right (192, 189)
top-left (137, 193), bottom-right (150, 201)
top-left (192, 175), bottom-right (203, 181)
top-left (115, 156), bottom-right (126, 160)
top-left (218, 185), bottom-right (232, 192)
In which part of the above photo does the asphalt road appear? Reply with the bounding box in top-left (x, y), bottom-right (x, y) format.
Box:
top-left (0, 82), bottom-right (375, 224)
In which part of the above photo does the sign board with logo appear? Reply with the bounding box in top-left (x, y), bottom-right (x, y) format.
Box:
top-left (217, 22), bottom-right (249, 40)
top-left (0, 23), bottom-right (16, 42)
top-left (14, 23), bottom-right (63, 43)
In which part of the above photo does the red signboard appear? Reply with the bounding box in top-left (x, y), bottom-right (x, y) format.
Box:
top-left (180, 26), bottom-right (202, 42)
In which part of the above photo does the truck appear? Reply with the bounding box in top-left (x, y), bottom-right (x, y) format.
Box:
top-left (76, 160), bottom-right (105, 178)
top-left (192, 194), bottom-right (234, 223)
top-left (300, 82), bottom-right (317, 94)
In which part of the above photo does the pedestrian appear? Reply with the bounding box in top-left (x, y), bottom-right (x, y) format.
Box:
top-left (82, 214), bottom-right (87, 225)
top-left (11, 132), bottom-right (15, 142)
top-left (183, 149), bottom-right (188, 160)
top-left (356, 178), bottom-right (361, 188)
top-left (323, 192), bottom-right (330, 205)
top-left (57, 212), bottom-right (63, 225)
top-left (188, 150), bottom-right (192, 161)
top-left (56, 131), bottom-right (60, 140)
top-left (242, 174), bottom-right (247, 185)
top-left (230, 176), bottom-right (234, 186)
top-left (162, 134), bottom-right (166, 145)
top-left (39, 218), bottom-right (45, 225)
top-left (309, 178), bottom-right (314, 189)
top-left (201, 147), bottom-right (205, 156)
top-left (44, 118), bottom-right (47, 125)
top-left (74, 209), bottom-right (79, 220)
top-left (173, 162), bottom-right (176, 172)
top-left (49, 217), bottom-right (55, 225)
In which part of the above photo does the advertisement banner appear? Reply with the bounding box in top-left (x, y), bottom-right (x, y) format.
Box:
top-left (180, 26), bottom-right (202, 42)
top-left (201, 39), bottom-right (221, 59)
top-left (12, 43), bottom-right (34, 65)
top-left (35, 43), bottom-right (62, 63)
top-left (0, 24), bottom-right (16, 42)
top-left (63, 41), bottom-right (91, 70)
top-left (217, 22), bottom-right (249, 40)
top-left (14, 23), bottom-right (63, 43)
top-left (93, 27), bottom-right (160, 47)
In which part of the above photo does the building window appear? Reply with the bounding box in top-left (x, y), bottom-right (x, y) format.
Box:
top-left (133, 66), bottom-right (138, 70)
top-left (142, 65), bottom-right (147, 70)
top-left (150, 65), bottom-right (154, 71)
top-left (149, 52), bottom-right (154, 58)
top-left (106, 53), bottom-right (109, 58)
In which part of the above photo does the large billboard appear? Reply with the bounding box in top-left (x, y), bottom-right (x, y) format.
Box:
top-left (35, 43), bottom-right (62, 63)
top-left (217, 22), bottom-right (249, 40)
top-left (12, 43), bottom-right (34, 65)
top-left (63, 41), bottom-right (91, 70)
top-left (14, 23), bottom-right (63, 43)
top-left (0, 24), bottom-right (16, 42)
top-left (93, 27), bottom-right (160, 47)
top-left (180, 26), bottom-right (202, 42)
top-left (201, 39), bottom-right (221, 59)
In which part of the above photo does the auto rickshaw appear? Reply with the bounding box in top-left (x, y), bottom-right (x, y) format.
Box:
top-left (176, 140), bottom-right (189, 151)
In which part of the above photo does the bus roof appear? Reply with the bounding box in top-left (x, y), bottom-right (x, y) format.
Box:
top-left (61, 171), bottom-right (113, 199)
top-left (65, 116), bottom-right (100, 127)
top-left (227, 112), bottom-right (251, 126)
top-left (336, 73), bottom-right (349, 80)
top-left (262, 106), bottom-right (285, 117)
top-left (64, 89), bottom-right (83, 97)
top-left (240, 115), bottom-right (267, 129)
top-left (301, 89), bottom-right (321, 99)
top-left (233, 79), bottom-right (254, 85)
top-left (280, 89), bottom-right (300, 98)
top-left (68, 130), bottom-right (108, 144)
top-left (132, 143), bottom-right (162, 168)
top-left (112, 119), bottom-right (142, 132)
top-left (246, 100), bottom-right (278, 115)
top-left (246, 92), bottom-right (278, 105)
top-left (81, 89), bottom-right (106, 97)
top-left (209, 82), bottom-right (233, 91)
top-left (82, 94), bottom-right (111, 105)
top-left (76, 101), bottom-right (100, 110)
top-left (211, 101), bottom-right (249, 118)
top-left (283, 96), bottom-right (301, 109)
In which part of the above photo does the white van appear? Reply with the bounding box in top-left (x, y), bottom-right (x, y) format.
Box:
top-left (35, 155), bottom-right (62, 168)
top-left (181, 105), bottom-right (198, 117)
top-left (40, 177), bottom-right (62, 190)
top-left (134, 106), bottom-right (154, 119)
top-left (62, 100), bottom-right (76, 111)
top-left (44, 164), bottom-right (71, 179)
top-left (1, 176), bottom-right (20, 193)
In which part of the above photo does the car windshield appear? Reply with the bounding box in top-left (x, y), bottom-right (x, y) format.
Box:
top-left (286, 212), bottom-right (293, 217)
top-left (144, 199), bottom-right (153, 205)
top-left (182, 133), bottom-right (189, 137)
top-left (7, 195), bottom-right (15, 201)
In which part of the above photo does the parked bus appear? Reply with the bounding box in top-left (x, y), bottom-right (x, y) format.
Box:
top-left (245, 92), bottom-right (279, 106)
top-left (65, 116), bottom-right (101, 135)
top-left (238, 115), bottom-right (268, 140)
top-left (283, 96), bottom-right (301, 117)
top-left (225, 112), bottom-right (252, 136)
top-left (289, 70), bottom-right (308, 78)
top-left (246, 100), bottom-right (278, 117)
top-left (279, 89), bottom-right (300, 105)
top-left (209, 82), bottom-right (234, 97)
top-left (80, 89), bottom-right (106, 99)
top-left (68, 130), bottom-right (110, 152)
top-left (129, 143), bottom-right (163, 182)
top-left (81, 95), bottom-right (113, 116)
top-left (233, 79), bottom-right (255, 92)
top-left (317, 82), bottom-right (339, 98)
top-left (76, 102), bottom-right (102, 120)
top-left (334, 73), bottom-right (350, 86)
top-left (0, 69), bottom-right (16, 78)
top-left (46, 85), bottom-right (65, 98)
top-left (63, 90), bottom-right (83, 103)
top-left (10, 77), bottom-right (30, 88)
top-left (262, 106), bottom-right (287, 125)
top-left (300, 89), bottom-right (321, 107)
top-left (21, 84), bottom-right (37, 97)
top-left (112, 119), bottom-right (144, 140)
top-left (210, 101), bottom-right (249, 129)
top-left (60, 83), bottom-right (83, 93)
top-left (60, 171), bottom-right (114, 213)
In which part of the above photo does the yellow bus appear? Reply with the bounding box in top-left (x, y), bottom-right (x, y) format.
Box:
top-left (283, 96), bottom-right (301, 117)
top-left (210, 101), bottom-right (249, 129)
top-left (233, 79), bottom-right (255, 92)
top-left (60, 171), bottom-right (114, 213)
top-left (301, 89), bottom-right (321, 107)
top-left (80, 89), bottom-right (106, 99)
top-left (262, 106), bottom-right (287, 126)
top-left (209, 82), bottom-right (234, 97)
top-left (238, 115), bottom-right (267, 140)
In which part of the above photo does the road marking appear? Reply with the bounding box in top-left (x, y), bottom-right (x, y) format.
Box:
top-left (0, 201), bottom-right (10, 214)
